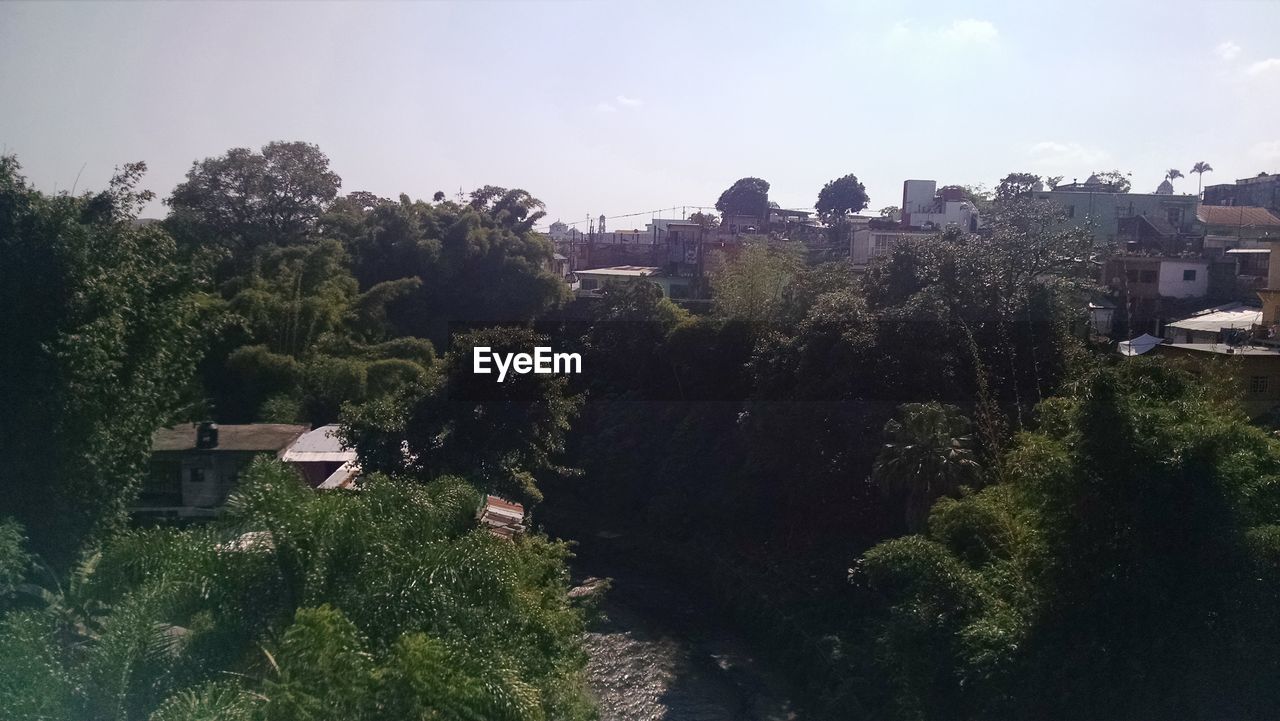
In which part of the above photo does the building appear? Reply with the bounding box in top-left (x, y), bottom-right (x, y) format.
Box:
top-left (901, 180), bottom-right (981, 232)
top-left (139, 423), bottom-right (309, 517)
top-left (1149, 223), bottom-right (1280, 417)
top-left (1034, 175), bottom-right (1200, 248)
top-left (1204, 173), bottom-right (1280, 212)
top-left (1103, 255), bottom-right (1210, 300)
top-left (478, 495), bottom-right (525, 540)
top-left (849, 225), bottom-right (933, 266)
top-left (1198, 205), bottom-right (1280, 257)
top-left (574, 265), bottom-right (695, 299)
top-left (279, 424), bottom-right (360, 490)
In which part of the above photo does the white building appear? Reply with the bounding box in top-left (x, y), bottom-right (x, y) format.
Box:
top-left (901, 180), bottom-right (981, 232)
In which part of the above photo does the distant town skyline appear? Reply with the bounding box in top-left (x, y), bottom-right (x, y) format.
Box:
top-left (2, 0), bottom-right (1279, 227)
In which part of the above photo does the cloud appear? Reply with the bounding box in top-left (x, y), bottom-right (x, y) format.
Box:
top-left (1252, 140), bottom-right (1280, 162)
top-left (886, 18), bottom-right (999, 50)
top-left (1028, 141), bottom-right (1110, 167)
top-left (940, 19), bottom-right (999, 44)
top-left (615, 94), bottom-right (642, 107)
top-left (1246, 58), bottom-right (1280, 76)
top-left (1215, 41), bottom-right (1242, 61)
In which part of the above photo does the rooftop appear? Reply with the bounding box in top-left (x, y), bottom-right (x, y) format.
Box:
top-left (1165, 303), bottom-right (1262, 334)
top-left (576, 265), bottom-right (662, 277)
top-left (1162, 343), bottom-right (1280, 357)
top-left (281, 424), bottom-right (356, 464)
top-left (152, 424), bottom-right (308, 453)
top-left (1197, 205), bottom-right (1280, 228)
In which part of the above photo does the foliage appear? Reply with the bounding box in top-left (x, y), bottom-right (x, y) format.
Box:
top-left (1089, 169), bottom-right (1132, 193)
top-left (815, 173), bottom-right (870, 223)
top-left (0, 156), bottom-right (211, 563)
top-left (166, 141), bottom-right (341, 264)
top-left (714, 177), bottom-right (771, 219)
top-left (994, 172), bottom-right (1041, 200)
top-left (859, 362), bottom-right (1280, 719)
top-left (872, 403), bottom-right (981, 532)
top-left (0, 460), bottom-right (593, 721)
top-left (711, 238), bottom-right (806, 324)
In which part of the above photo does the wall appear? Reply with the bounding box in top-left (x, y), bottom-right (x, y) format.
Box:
top-left (1156, 260), bottom-right (1209, 298)
top-left (1035, 190), bottom-right (1200, 245)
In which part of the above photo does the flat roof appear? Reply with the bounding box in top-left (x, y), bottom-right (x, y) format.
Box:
top-left (152, 424), bottom-right (308, 453)
top-left (576, 266), bottom-right (662, 277)
top-left (281, 424), bottom-right (356, 464)
top-left (1165, 304), bottom-right (1261, 333)
top-left (1162, 343), bottom-right (1280, 356)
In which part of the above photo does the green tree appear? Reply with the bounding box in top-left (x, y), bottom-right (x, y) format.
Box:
top-left (0, 156), bottom-right (210, 563)
top-left (1190, 161), bottom-right (1214, 196)
top-left (995, 172), bottom-right (1042, 201)
top-left (871, 403), bottom-right (980, 532)
top-left (167, 141), bottom-right (341, 265)
top-left (815, 173), bottom-right (870, 224)
top-left (715, 177), bottom-right (771, 220)
top-left (711, 238), bottom-right (805, 323)
top-left (1089, 169), bottom-right (1132, 193)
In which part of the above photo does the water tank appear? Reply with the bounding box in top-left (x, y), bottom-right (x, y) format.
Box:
top-left (195, 422), bottom-right (219, 450)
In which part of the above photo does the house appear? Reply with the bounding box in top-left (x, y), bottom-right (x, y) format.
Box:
top-left (139, 423), bottom-right (309, 518)
top-left (478, 495), bottom-right (525, 540)
top-left (1198, 205), bottom-right (1280, 256)
top-left (849, 225), bottom-right (934, 266)
top-left (1161, 302), bottom-right (1261, 344)
top-left (139, 422), bottom-right (361, 518)
top-left (279, 424), bottom-right (359, 490)
top-left (574, 265), bottom-right (694, 299)
top-left (1204, 173), bottom-right (1280, 213)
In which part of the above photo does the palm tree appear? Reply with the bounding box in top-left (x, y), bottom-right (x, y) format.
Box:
top-left (1190, 161), bottom-right (1214, 197)
top-left (871, 402), bottom-right (982, 532)
top-left (1165, 168), bottom-right (1185, 182)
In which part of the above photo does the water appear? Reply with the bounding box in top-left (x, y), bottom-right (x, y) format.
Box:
top-left (574, 572), bottom-right (797, 721)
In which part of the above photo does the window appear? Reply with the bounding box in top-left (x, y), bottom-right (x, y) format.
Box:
top-left (1065, 205), bottom-right (1075, 218)
top-left (1182, 269), bottom-right (1197, 281)
top-left (1167, 208), bottom-right (1182, 226)
top-left (1139, 270), bottom-right (1158, 283)
top-left (189, 468), bottom-right (205, 483)
top-left (1251, 376), bottom-right (1269, 394)
top-left (1125, 269), bottom-right (1140, 282)
top-left (579, 278), bottom-right (598, 290)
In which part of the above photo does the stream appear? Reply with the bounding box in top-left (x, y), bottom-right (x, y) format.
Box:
top-left (572, 567), bottom-right (797, 721)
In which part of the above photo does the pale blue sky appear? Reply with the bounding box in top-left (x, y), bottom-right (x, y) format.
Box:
top-left (2, 1), bottom-right (1278, 229)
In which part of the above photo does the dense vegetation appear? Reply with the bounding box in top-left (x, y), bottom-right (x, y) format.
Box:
top-left (4, 143), bottom-right (1280, 720)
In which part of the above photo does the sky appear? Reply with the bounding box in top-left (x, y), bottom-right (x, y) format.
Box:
top-left (2, 0), bottom-right (1279, 230)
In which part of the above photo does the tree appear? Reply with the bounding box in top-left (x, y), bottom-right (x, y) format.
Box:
top-left (166, 141), bottom-right (341, 263)
top-left (1190, 161), bottom-right (1214, 197)
top-left (1089, 169), bottom-right (1132, 193)
top-left (715, 177), bottom-right (770, 219)
top-left (711, 238), bottom-right (805, 323)
top-left (871, 403), bottom-right (980, 532)
top-left (688, 210), bottom-right (719, 230)
top-left (0, 460), bottom-right (595, 720)
top-left (995, 172), bottom-right (1042, 201)
top-left (815, 173), bottom-right (870, 224)
top-left (0, 156), bottom-right (210, 563)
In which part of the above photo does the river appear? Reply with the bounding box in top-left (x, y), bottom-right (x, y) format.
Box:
top-left (573, 568), bottom-right (797, 721)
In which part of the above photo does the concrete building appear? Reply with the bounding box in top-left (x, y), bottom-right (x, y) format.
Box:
top-left (1034, 176), bottom-right (1200, 248)
top-left (849, 225), bottom-right (933, 266)
top-left (901, 180), bottom-right (981, 232)
top-left (1204, 173), bottom-right (1280, 212)
top-left (1103, 256), bottom-right (1210, 300)
top-left (1161, 303), bottom-right (1261, 344)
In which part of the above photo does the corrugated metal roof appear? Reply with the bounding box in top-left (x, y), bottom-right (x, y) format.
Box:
top-left (1198, 205), bottom-right (1280, 227)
